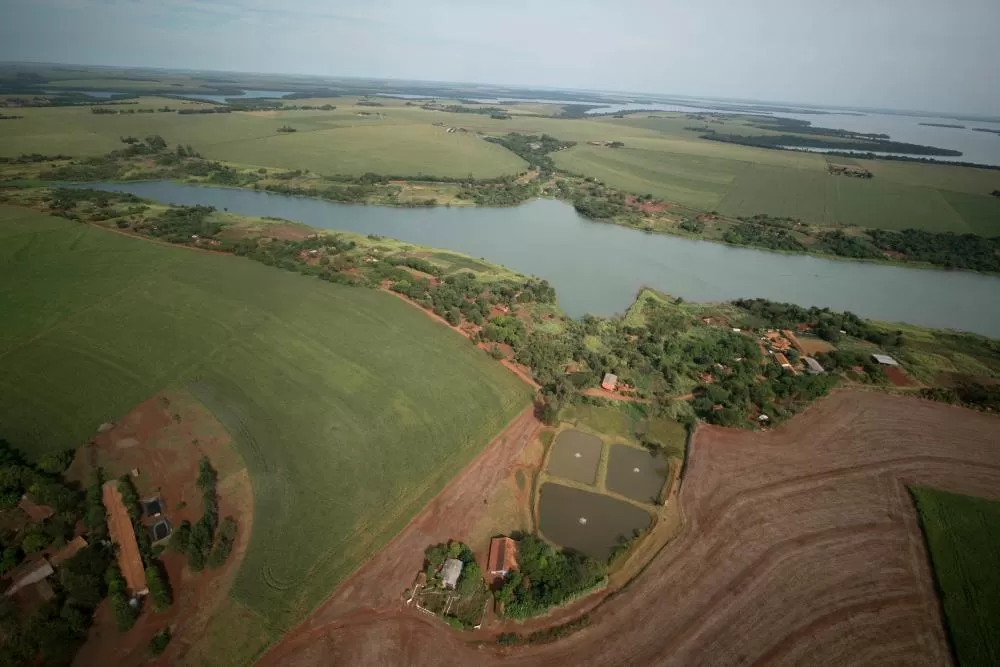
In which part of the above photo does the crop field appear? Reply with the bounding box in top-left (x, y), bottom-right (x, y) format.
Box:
top-left (912, 487), bottom-right (1000, 666)
top-left (0, 100), bottom-right (527, 178)
top-left (556, 115), bottom-right (1000, 235)
top-left (0, 206), bottom-right (531, 635)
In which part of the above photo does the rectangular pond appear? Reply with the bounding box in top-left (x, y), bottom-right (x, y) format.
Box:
top-left (605, 445), bottom-right (669, 504)
top-left (546, 429), bottom-right (603, 485)
top-left (538, 482), bottom-right (651, 560)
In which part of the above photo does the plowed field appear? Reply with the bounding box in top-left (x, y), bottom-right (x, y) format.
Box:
top-left (259, 390), bottom-right (1000, 666)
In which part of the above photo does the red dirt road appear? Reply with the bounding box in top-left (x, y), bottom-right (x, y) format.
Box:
top-left (257, 390), bottom-right (1000, 666)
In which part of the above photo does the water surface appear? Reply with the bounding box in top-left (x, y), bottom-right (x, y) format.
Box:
top-left (83, 181), bottom-right (1000, 337)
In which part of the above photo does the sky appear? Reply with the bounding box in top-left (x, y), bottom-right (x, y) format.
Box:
top-left (2, 0), bottom-right (999, 116)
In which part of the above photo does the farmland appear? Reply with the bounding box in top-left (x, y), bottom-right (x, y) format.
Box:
top-left (913, 487), bottom-right (1000, 666)
top-left (0, 206), bottom-right (531, 651)
top-left (259, 390), bottom-right (1000, 666)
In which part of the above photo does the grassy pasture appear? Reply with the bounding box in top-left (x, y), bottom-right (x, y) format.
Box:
top-left (912, 487), bottom-right (1000, 667)
top-left (0, 206), bottom-right (531, 632)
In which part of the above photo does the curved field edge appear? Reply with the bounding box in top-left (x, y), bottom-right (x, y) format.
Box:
top-left (912, 486), bottom-right (1000, 667)
top-left (0, 207), bottom-right (532, 637)
top-left (252, 390), bottom-right (1000, 666)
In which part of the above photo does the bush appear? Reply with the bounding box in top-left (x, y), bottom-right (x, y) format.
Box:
top-left (207, 517), bottom-right (238, 568)
top-left (145, 561), bottom-right (172, 611)
top-left (149, 627), bottom-right (171, 656)
top-left (168, 520), bottom-right (191, 553)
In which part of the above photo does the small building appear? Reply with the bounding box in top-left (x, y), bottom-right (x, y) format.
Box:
top-left (102, 482), bottom-right (148, 595)
top-left (141, 496), bottom-right (163, 518)
top-left (487, 536), bottom-right (519, 581)
top-left (872, 354), bottom-right (899, 366)
top-left (803, 357), bottom-right (825, 374)
top-left (441, 558), bottom-right (464, 590)
top-left (3, 558), bottom-right (54, 597)
top-left (601, 373), bottom-right (619, 391)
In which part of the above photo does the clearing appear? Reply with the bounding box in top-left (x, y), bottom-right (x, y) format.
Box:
top-left (255, 390), bottom-right (1000, 666)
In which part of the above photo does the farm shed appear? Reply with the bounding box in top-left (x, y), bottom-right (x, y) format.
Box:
top-left (148, 518), bottom-right (172, 543)
top-left (804, 357), bottom-right (825, 374)
top-left (872, 354), bottom-right (900, 366)
top-left (602, 373), bottom-right (619, 391)
top-left (487, 536), bottom-right (519, 580)
top-left (441, 558), bottom-right (464, 589)
top-left (102, 482), bottom-right (148, 595)
top-left (3, 558), bottom-right (54, 596)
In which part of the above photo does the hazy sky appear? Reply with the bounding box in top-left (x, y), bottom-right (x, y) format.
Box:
top-left (3, 0), bottom-right (999, 115)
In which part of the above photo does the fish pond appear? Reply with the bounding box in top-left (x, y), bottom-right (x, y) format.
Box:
top-left (538, 482), bottom-right (652, 560)
top-left (605, 445), bottom-right (669, 504)
top-left (545, 429), bottom-right (603, 485)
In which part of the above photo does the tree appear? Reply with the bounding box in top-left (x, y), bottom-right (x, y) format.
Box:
top-left (149, 627), bottom-right (172, 656)
top-left (145, 562), bottom-right (172, 611)
top-left (207, 517), bottom-right (238, 568)
top-left (0, 545), bottom-right (22, 574)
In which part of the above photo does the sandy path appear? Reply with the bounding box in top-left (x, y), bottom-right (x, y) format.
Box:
top-left (257, 389), bottom-right (1000, 666)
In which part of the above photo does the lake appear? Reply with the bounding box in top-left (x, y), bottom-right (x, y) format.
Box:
top-left (82, 181), bottom-right (1000, 337)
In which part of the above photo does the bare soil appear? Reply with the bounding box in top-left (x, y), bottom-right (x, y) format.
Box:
top-left (256, 389), bottom-right (1000, 667)
top-left (69, 390), bottom-right (253, 667)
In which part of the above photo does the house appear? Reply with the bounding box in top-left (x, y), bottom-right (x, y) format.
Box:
top-left (3, 558), bottom-right (54, 597)
top-left (487, 536), bottom-right (519, 581)
top-left (48, 536), bottom-right (88, 567)
top-left (602, 373), bottom-right (619, 391)
top-left (803, 357), bottom-right (825, 374)
top-left (872, 354), bottom-right (899, 366)
top-left (441, 558), bottom-right (463, 589)
top-left (773, 353), bottom-right (793, 369)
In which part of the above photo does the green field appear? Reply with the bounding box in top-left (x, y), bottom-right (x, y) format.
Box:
top-left (0, 206), bottom-right (531, 637)
top-left (913, 487), bottom-right (1000, 666)
top-left (0, 99), bottom-right (527, 178)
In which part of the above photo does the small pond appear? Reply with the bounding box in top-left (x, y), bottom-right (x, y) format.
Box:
top-left (546, 429), bottom-right (603, 485)
top-left (538, 482), bottom-right (651, 560)
top-left (605, 445), bottom-right (669, 504)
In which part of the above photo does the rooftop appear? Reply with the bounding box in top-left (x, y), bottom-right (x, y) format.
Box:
top-left (488, 536), bottom-right (519, 577)
top-left (872, 354), bottom-right (899, 366)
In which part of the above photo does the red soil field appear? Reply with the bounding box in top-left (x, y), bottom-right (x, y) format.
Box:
top-left (258, 390), bottom-right (1000, 667)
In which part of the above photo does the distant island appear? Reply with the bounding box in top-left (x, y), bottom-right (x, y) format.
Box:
top-left (972, 127), bottom-right (1000, 136)
top-left (918, 122), bottom-right (965, 129)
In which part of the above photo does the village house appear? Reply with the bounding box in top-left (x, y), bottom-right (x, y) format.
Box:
top-left (773, 353), bottom-right (793, 371)
top-left (487, 536), bottom-right (519, 583)
top-left (3, 558), bottom-right (54, 597)
top-left (803, 357), bottom-right (826, 374)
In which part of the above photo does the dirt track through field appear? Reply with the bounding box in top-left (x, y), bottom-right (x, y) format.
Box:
top-left (257, 390), bottom-right (1000, 666)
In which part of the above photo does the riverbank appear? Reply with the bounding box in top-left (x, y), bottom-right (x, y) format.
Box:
top-left (5, 186), bottom-right (998, 422)
top-left (3, 138), bottom-right (999, 276)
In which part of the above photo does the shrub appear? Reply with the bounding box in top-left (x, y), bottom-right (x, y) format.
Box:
top-left (149, 628), bottom-right (171, 656)
top-left (207, 517), bottom-right (238, 568)
top-left (145, 561), bottom-right (172, 611)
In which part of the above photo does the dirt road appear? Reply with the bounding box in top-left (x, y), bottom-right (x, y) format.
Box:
top-left (257, 390), bottom-right (1000, 666)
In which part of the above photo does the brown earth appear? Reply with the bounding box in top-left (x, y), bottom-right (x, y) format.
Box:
top-left (256, 389), bottom-right (1000, 667)
top-left (69, 390), bottom-right (253, 667)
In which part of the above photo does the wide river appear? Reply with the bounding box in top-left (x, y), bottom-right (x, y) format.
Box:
top-left (86, 182), bottom-right (1000, 337)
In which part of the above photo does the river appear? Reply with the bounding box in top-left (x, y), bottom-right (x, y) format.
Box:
top-left (83, 181), bottom-right (1000, 337)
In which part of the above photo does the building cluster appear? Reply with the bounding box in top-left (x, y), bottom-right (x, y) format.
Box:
top-left (758, 329), bottom-right (826, 376)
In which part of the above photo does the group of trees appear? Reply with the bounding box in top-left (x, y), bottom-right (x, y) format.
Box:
top-left (0, 439), bottom-right (122, 666)
top-left (733, 298), bottom-right (903, 347)
top-left (484, 133), bottom-right (575, 176)
top-left (864, 228), bottom-right (1000, 273)
top-left (701, 132), bottom-right (961, 156)
top-left (496, 535), bottom-right (605, 619)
